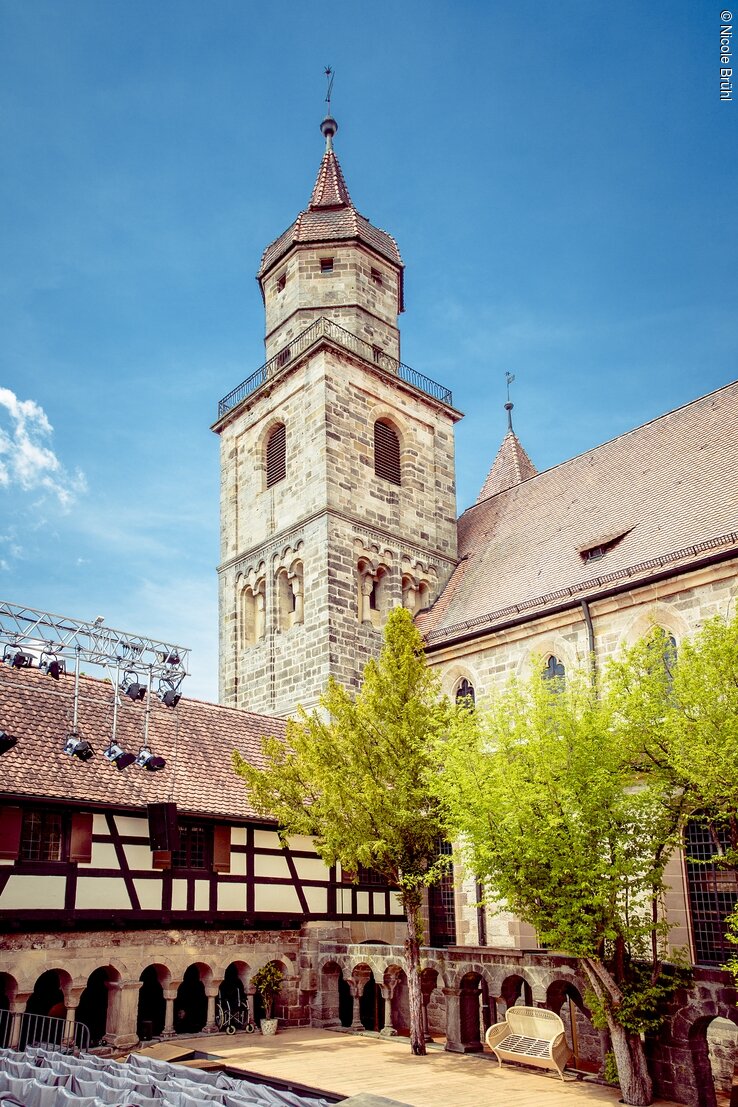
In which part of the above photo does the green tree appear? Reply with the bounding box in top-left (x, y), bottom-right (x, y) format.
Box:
top-left (436, 663), bottom-right (689, 1106)
top-left (233, 606), bottom-right (450, 1055)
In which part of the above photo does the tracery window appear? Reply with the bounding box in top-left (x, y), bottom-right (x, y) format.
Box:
top-left (265, 423), bottom-right (286, 489)
top-left (455, 679), bottom-right (476, 706)
top-left (542, 655), bottom-right (566, 685)
top-left (374, 420), bottom-right (401, 485)
top-left (277, 562), bottom-right (304, 631)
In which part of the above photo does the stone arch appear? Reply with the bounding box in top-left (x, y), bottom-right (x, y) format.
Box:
top-left (671, 1003), bottom-right (738, 1107)
top-left (499, 972), bottom-right (533, 1012)
top-left (0, 973), bottom-right (17, 1049)
top-left (76, 964), bottom-right (121, 1047)
top-left (218, 960), bottom-right (249, 1021)
top-left (249, 958), bottom-right (290, 1025)
top-left (458, 970), bottom-right (491, 1052)
top-left (516, 636), bottom-right (579, 680)
top-left (174, 962), bottom-right (212, 1034)
top-left (357, 556), bottom-right (391, 627)
top-left (420, 966), bottom-right (446, 1041)
top-left (137, 963), bottom-right (170, 1042)
top-left (26, 968), bottom-right (73, 1017)
top-left (237, 564), bottom-right (267, 646)
top-left (546, 978), bottom-right (600, 1073)
top-left (317, 959), bottom-right (346, 1028)
top-left (440, 662), bottom-right (481, 704)
top-left (620, 603), bottom-right (690, 650)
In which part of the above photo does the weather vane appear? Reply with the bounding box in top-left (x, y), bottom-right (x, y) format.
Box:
top-left (324, 66), bottom-right (335, 110)
top-left (505, 371), bottom-right (515, 403)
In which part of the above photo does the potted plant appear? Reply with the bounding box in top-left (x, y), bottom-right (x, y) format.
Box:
top-left (251, 962), bottom-right (284, 1035)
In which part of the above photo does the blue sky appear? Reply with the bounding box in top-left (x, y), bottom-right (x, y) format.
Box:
top-left (1, 0), bottom-right (736, 701)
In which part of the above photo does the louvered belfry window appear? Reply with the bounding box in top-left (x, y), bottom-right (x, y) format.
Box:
top-left (374, 420), bottom-right (401, 485)
top-left (266, 423), bottom-right (286, 488)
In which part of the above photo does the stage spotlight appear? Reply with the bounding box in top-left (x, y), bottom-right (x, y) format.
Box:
top-left (157, 679), bottom-right (181, 708)
top-left (103, 743), bottom-right (136, 770)
top-left (63, 734), bottom-right (94, 762)
top-left (0, 731), bottom-right (18, 755)
top-left (40, 655), bottom-right (65, 680)
top-left (3, 649), bottom-right (33, 669)
top-left (161, 651), bottom-right (180, 666)
top-left (135, 746), bottom-right (166, 772)
top-left (120, 672), bottom-right (146, 701)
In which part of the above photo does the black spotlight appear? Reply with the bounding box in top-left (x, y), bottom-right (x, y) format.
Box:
top-left (63, 734), bottom-right (94, 762)
top-left (135, 746), bottom-right (166, 771)
top-left (103, 743), bottom-right (136, 770)
top-left (161, 651), bottom-right (180, 666)
top-left (160, 689), bottom-right (181, 708)
top-left (40, 656), bottom-right (65, 680)
top-left (125, 683), bottom-right (146, 702)
top-left (0, 731), bottom-right (18, 755)
top-left (5, 650), bottom-right (33, 669)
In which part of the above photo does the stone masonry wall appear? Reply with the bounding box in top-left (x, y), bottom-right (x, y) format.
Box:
top-left (427, 559), bottom-right (738, 957)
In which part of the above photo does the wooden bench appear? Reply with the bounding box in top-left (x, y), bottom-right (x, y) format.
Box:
top-left (485, 1005), bottom-right (572, 1081)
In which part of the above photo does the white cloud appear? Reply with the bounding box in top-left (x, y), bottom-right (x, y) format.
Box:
top-left (0, 388), bottom-right (86, 507)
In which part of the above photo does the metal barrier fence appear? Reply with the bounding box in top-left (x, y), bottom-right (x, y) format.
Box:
top-left (0, 1010), bottom-right (91, 1053)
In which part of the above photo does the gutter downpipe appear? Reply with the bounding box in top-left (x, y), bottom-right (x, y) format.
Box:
top-left (580, 597), bottom-right (597, 688)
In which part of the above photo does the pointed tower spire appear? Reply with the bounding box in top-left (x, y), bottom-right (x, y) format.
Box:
top-left (476, 376), bottom-right (537, 502)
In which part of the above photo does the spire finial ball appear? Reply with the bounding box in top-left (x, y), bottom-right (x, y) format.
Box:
top-left (320, 115), bottom-right (338, 143)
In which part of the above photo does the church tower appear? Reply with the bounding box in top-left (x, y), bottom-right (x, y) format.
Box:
top-left (213, 112), bottom-right (461, 715)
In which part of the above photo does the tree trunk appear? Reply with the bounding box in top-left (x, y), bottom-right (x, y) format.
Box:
top-left (607, 1018), bottom-right (653, 1106)
top-left (581, 958), bottom-right (653, 1107)
top-left (403, 891), bottom-right (427, 1056)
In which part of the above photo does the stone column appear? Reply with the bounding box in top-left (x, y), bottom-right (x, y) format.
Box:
top-left (204, 986), bottom-right (219, 1034)
top-left (422, 995), bottom-right (433, 1043)
top-left (245, 988), bottom-right (256, 1030)
top-left (104, 980), bottom-right (122, 1043)
top-left (379, 985), bottom-right (397, 1037)
top-left (8, 993), bottom-right (31, 1050)
top-left (64, 988), bottom-right (83, 1050)
top-left (292, 577), bottom-right (304, 624)
top-left (162, 987), bottom-right (178, 1039)
top-left (361, 577), bottom-right (374, 624)
top-left (109, 980), bottom-right (143, 1050)
top-left (443, 987), bottom-right (463, 1053)
top-left (350, 983), bottom-right (364, 1031)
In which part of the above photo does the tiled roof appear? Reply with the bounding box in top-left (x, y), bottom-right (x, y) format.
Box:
top-left (476, 429), bottom-right (537, 501)
top-left (0, 667), bottom-right (285, 821)
top-left (258, 148), bottom-right (404, 288)
top-left (419, 380), bottom-right (738, 642)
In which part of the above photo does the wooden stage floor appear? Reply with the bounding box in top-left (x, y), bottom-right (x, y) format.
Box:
top-left (135, 1028), bottom-right (687, 1107)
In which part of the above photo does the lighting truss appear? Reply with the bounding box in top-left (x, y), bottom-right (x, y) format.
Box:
top-left (0, 600), bottom-right (190, 693)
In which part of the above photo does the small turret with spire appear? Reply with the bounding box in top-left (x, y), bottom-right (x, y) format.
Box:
top-left (476, 374), bottom-right (537, 501)
top-left (257, 72), bottom-right (404, 362)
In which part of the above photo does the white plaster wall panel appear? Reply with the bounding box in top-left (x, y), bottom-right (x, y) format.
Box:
top-left (287, 835), bottom-right (315, 852)
top-left (0, 875), bottom-right (66, 910)
top-left (92, 814), bottom-right (108, 834)
top-left (231, 828), bottom-right (247, 846)
top-left (390, 893), bottom-right (404, 916)
top-left (254, 854), bottom-right (290, 879)
top-left (133, 879), bottom-right (162, 911)
top-left (123, 845), bottom-right (155, 870)
top-left (356, 892), bottom-right (369, 914)
top-left (229, 853), bottom-right (247, 876)
top-left (114, 816), bottom-right (149, 837)
top-left (294, 857), bottom-right (331, 881)
top-left (194, 882), bottom-right (209, 913)
top-left (171, 880), bottom-right (187, 912)
top-left (253, 830), bottom-right (279, 849)
top-left (254, 884), bottom-right (302, 914)
top-left (218, 884), bottom-right (246, 912)
top-left (303, 887), bottom-right (328, 914)
top-left (85, 843), bottom-right (117, 869)
top-left (373, 893), bottom-right (386, 914)
top-left (76, 877), bottom-right (130, 911)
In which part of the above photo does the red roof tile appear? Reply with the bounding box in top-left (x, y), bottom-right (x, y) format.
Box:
top-left (421, 381), bottom-right (738, 642)
top-left (258, 148), bottom-right (404, 299)
top-left (476, 429), bottom-right (537, 501)
top-left (0, 668), bottom-right (285, 822)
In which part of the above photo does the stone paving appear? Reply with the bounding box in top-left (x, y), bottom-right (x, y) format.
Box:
top-left (136, 1028), bottom-right (687, 1107)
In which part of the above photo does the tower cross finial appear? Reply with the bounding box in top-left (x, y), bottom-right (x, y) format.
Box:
top-left (324, 66), bottom-right (334, 110)
top-left (505, 372), bottom-right (515, 431)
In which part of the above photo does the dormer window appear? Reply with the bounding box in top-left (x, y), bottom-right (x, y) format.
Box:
top-left (370, 267), bottom-right (383, 287)
top-left (320, 257), bottom-right (334, 274)
top-left (578, 527), bottom-right (633, 564)
top-left (582, 546), bottom-right (605, 562)
top-left (276, 273), bottom-right (286, 293)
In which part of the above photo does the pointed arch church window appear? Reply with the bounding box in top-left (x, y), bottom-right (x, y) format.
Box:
top-left (374, 420), bottom-right (401, 485)
top-left (455, 679), bottom-right (475, 706)
top-left (543, 655), bottom-right (565, 685)
top-left (265, 423), bottom-right (286, 488)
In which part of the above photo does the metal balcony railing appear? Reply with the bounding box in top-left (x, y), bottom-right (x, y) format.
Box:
top-left (217, 317), bottom-right (453, 419)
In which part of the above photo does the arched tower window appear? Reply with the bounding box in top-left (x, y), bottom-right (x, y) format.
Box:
top-left (455, 679), bottom-right (475, 707)
top-left (374, 420), bottom-right (401, 485)
top-left (265, 424), bottom-right (286, 489)
top-left (277, 562), bottom-right (304, 631)
top-left (543, 655), bottom-right (565, 685)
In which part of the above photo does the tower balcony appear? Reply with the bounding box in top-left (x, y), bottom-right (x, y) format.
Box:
top-left (215, 317), bottom-right (454, 422)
